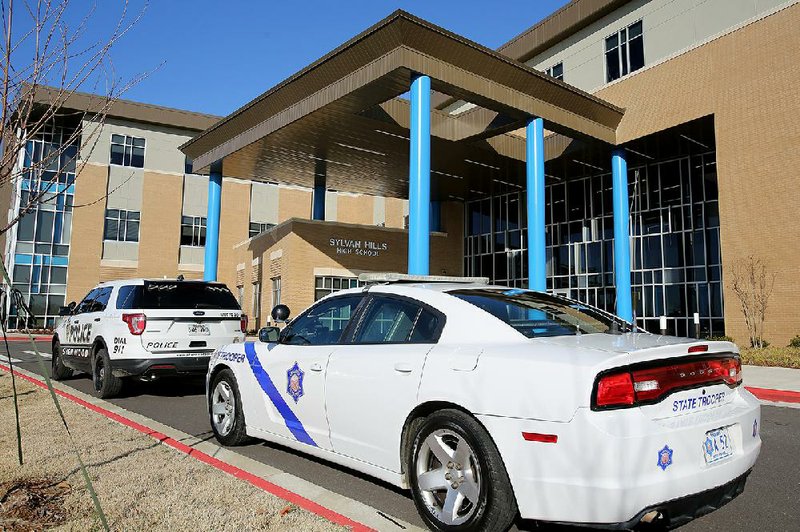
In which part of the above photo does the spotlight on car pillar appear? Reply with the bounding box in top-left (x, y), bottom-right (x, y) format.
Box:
top-left (271, 304), bottom-right (290, 323)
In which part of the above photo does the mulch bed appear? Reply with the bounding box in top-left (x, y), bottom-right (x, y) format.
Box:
top-left (0, 477), bottom-right (71, 531)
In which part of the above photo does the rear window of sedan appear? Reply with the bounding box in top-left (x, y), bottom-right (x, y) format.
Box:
top-left (449, 288), bottom-right (629, 338)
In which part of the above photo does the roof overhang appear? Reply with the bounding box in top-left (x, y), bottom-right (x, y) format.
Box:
top-left (181, 10), bottom-right (624, 198)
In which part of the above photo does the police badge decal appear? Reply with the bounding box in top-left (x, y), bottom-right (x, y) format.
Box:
top-left (286, 362), bottom-right (305, 403)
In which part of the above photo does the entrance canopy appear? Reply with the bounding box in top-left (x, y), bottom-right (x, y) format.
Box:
top-left (181, 10), bottom-right (624, 200)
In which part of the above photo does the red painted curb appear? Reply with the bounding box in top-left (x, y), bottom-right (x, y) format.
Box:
top-left (746, 386), bottom-right (800, 404)
top-left (2, 336), bottom-right (53, 342)
top-left (0, 363), bottom-right (374, 531)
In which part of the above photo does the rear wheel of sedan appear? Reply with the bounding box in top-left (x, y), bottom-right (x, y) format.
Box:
top-left (209, 369), bottom-right (249, 446)
top-left (408, 409), bottom-right (517, 531)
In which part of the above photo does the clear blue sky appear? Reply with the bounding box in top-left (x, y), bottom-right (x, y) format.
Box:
top-left (35, 0), bottom-right (570, 116)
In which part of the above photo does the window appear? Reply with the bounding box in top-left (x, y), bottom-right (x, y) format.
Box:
top-left (271, 277), bottom-right (281, 308)
top-left (545, 62), bottom-right (564, 81)
top-left (184, 156), bottom-right (194, 175)
top-left (139, 281), bottom-right (239, 309)
top-left (104, 209), bottom-right (140, 242)
top-left (605, 20), bottom-right (644, 82)
top-left (180, 216), bottom-right (206, 246)
top-left (116, 285), bottom-right (142, 309)
top-left (282, 295), bottom-right (363, 346)
top-left (110, 134), bottom-right (145, 168)
top-left (314, 275), bottom-right (364, 301)
top-left (249, 222), bottom-right (276, 238)
top-left (75, 286), bottom-right (112, 314)
top-left (451, 288), bottom-right (629, 338)
top-left (354, 297), bottom-right (441, 344)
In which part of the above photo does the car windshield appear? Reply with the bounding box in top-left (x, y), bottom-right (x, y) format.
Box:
top-left (449, 288), bottom-right (632, 338)
top-left (139, 281), bottom-right (240, 310)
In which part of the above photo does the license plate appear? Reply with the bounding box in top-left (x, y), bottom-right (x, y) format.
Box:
top-left (188, 323), bottom-right (210, 336)
top-left (703, 427), bottom-right (734, 464)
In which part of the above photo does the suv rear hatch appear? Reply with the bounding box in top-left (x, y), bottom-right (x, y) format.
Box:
top-left (132, 281), bottom-right (244, 354)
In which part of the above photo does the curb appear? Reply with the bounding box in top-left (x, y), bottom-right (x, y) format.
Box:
top-left (745, 386), bottom-right (800, 404)
top-left (2, 335), bottom-right (53, 343)
top-left (0, 362), bottom-right (377, 532)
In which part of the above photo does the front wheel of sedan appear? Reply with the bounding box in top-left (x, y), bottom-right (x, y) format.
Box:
top-left (408, 409), bottom-right (517, 531)
top-left (209, 369), bottom-right (250, 446)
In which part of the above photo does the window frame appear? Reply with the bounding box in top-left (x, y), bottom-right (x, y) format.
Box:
top-left (280, 293), bottom-right (367, 346)
top-left (545, 62), bottom-right (564, 81)
top-left (180, 215), bottom-right (207, 247)
top-left (103, 209), bottom-right (140, 242)
top-left (344, 293), bottom-right (446, 345)
top-left (109, 134), bottom-right (146, 168)
top-left (604, 19), bottom-right (644, 83)
top-left (249, 221), bottom-right (276, 238)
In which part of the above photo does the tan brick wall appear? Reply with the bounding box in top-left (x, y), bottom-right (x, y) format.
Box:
top-left (218, 179), bottom-right (251, 290)
top-left (384, 197), bottom-right (406, 229)
top-left (278, 187), bottom-right (311, 220)
top-left (595, 4), bottom-right (800, 345)
top-left (66, 164), bottom-right (108, 302)
top-left (137, 171), bottom-right (183, 279)
top-left (234, 218), bottom-right (463, 326)
top-left (336, 194), bottom-right (374, 226)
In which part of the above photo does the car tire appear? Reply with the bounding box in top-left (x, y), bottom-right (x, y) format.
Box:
top-left (209, 368), bottom-right (250, 446)
top-left (408, 409), bottom-right (517, 532)
top-left (51, 340), bottom-right (73, 381)
top-left (92, 346), bottom-right (123, 399)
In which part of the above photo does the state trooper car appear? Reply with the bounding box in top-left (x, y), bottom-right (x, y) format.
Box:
top-left (53, 278), bottom-right (246, 398)
top-left (206, 274), bottom-right (761, 531)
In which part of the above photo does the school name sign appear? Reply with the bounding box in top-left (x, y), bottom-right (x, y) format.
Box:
top-left (329, 238), bottom-right (389, 257)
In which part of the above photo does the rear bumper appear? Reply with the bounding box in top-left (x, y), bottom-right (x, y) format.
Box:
top-left (111, 355), bottom-right (211, 378)
top-left (478, 386), bottom-right (761, 525)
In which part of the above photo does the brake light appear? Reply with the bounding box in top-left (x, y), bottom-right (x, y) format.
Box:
top-left (122, 313), bottom-right (146, 335)
top-left (593, 356), bottom-right (742, 410)
top-left (240, 314), bottom-right (248, 333)
top-left (688, 345), bottom-right (709, 353)
top-left (595, 372), bottom-right (635, 408)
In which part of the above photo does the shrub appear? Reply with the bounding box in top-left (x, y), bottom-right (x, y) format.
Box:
top-left (789, 336), bottom-right (800, 348)
top-left (708, 335), bottom-right (735, 343)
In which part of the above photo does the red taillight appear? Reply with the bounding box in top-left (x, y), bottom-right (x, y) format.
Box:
top-left (594, 356), bottom-right (742, 410)
top-left (122, 313), bottom-right (146, 335)
top-left (240, 314), bottom-right (248, 333)
top-left (595, 372), bottom-right (635, 408)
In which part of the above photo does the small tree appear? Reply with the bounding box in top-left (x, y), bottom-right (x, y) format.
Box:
top-left (730, 256), bottom-right (776, 349)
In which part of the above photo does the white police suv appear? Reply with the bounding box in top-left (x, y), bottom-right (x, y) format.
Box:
top-left (53, 278), bottom-right (246, 398)
top-left (206, 274), bottom-right (761, 531)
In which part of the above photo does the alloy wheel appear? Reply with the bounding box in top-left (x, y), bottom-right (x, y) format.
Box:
top-left (211, 381), bottom-right (236, 436)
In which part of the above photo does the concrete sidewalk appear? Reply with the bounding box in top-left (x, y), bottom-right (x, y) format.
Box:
top-left (743, 365), bottom-right (800, 393)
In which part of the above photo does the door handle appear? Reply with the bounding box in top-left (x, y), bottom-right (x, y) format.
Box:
top-left (93, 318), bottom-right (101, 322)
top-left (310, 363), bottom-right (323, 372)
top-left (394, 363), bottom-right (413, 374)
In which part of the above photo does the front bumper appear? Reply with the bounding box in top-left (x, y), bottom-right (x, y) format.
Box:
top-left (111, 355), bottom-right (211, 378)
top-left (478, 386), bottom-right (761, 526)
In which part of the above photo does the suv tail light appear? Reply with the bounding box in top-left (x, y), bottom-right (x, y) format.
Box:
top-left (593, 355), bottom-right (742, 410)
top-left (122, 313), bottom-right (146, 335)
top-left (240, 314), bottom-right (248, 333)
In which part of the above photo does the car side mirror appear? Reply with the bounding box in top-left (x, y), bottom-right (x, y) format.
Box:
top-left (59, 302), bottom-right (76, 316)
top-left (258, 326), bottom-right (280, 343)
top-left (271, 304), bottom-right (290, 323)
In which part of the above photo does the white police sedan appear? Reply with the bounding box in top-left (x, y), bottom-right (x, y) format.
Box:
top-left (206, 274), bottom-right (761, 531)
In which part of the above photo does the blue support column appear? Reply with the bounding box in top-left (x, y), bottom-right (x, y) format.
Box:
top-left (430, 201), bottom-right (441, 233)
top-left (312, 174), bottom-right (326, 221)
top-left (612, 149), bottom-right (633, 322)
top-left (526, 117), bottom-right (546, 292)
top-left (203, 163), bottom-right (222, 282)
top-left (408, 74), bottom-right (431, 275)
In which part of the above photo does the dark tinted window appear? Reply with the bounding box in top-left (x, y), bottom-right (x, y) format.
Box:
top-left (92, 287), bottom-right (112, 312)
top-left (116, 285), bottom-right (143, 309)
top-left (450, 288), bottom-right (631, 338)
top-left (141, 281), bottom-right (239, 310)
top-left (354, 297), bottom-right (441, 344)
top-left (282, 295), bottom-right (363, 346)
top-left (75, 288), bottom-right (99, 314)
top-left (355, 298), bottom-right (420, 343)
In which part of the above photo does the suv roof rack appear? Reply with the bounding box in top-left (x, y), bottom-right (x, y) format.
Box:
top-left (358, 272), bottom-right (489, 284)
